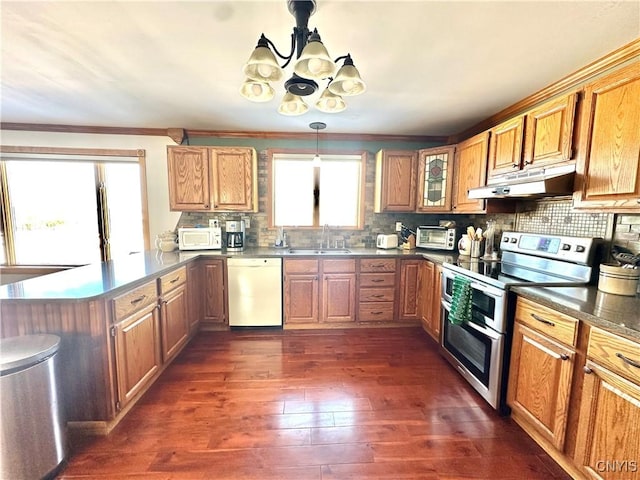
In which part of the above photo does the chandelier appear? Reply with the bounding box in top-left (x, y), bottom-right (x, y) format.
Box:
top-left (240, 0), bottom-right (366, 115)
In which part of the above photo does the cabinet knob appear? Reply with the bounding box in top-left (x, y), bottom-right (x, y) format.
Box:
top-left (560, 353), bottom-right (569, 361)
top-left (524, 160), bottom-right (531, 165)
top-left (512, 164), bottom-right (518, 168)
top-left (583, 366), bottom-right (593, 374)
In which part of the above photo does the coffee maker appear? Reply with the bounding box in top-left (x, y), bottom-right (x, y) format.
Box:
top-left (225, 220), bottom-right (245, 252)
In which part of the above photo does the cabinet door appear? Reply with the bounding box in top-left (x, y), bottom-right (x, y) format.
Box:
top-left (113, 302), bottom-right (161, 409)
top-left (419, 260), bottom-right (439, 340)
top-left (161, 284), bottom-right (189, 362)
top-left (202, 259), bottom-right (226, 327)
top-left (322, 274), bottom-right (356, 323)
top-left (523, 93), bottom-right (577, 169)
top-left (374, 150), bottom-right (418, 212)
top-left (507, 322), bottom-right (575, 450)
top-left (167, 146), bottom-right (211, 211)
top-left (452, 131), bottom-right (489, 213)
top-left (575, 361), bottom-right (640, 480)
top-left (416, 145), bottom-right (455, 212)
top-left (398, 259), bottom-right (421, 321)
top-left (574, 62), bottom-right (640, 211)
top-left (210, 147), bottom-right (257, 211)
top-left (187, 261), bottom-right (202, 335)
top-left (487, 116), bottom-right (525, 178)
top-left (284, 274), bottom-right (319, 324)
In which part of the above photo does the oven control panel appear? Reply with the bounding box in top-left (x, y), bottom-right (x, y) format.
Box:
top-left (500, 232), bottom-right (598, 264)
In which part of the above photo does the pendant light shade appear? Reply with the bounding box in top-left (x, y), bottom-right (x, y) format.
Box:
top-left (278, 92), bottom-right (309, 116)
top-left (328, 54), bottom-right (366, 96)
top-left (240, 79), bottom-right (275, 102)
top-left (243, 35), bottom-right (284, 82)
top-left (294, 29), bottom-right (336, 80)
top-left (310, 121), bottom-right (326, 166)
top-left (315, 87), bottom-right (346, 113)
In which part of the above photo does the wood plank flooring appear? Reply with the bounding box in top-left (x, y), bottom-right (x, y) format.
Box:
top-left (58, 327), bottom-right (571, 479)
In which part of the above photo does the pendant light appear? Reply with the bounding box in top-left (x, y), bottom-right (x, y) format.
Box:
top-left (310, 121), bottom-right (326, 166)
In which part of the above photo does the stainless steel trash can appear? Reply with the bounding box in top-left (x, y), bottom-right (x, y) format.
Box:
top-left (1, 334), bottom-right (67, 479)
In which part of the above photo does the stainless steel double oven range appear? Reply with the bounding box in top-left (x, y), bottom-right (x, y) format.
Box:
top-left (440, 232), bottom-right (600, 413)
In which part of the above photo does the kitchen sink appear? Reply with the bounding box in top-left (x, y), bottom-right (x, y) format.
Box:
top-left (287, 248), bottom-right (351, 255)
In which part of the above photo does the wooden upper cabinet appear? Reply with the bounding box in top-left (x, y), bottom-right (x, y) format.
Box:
top-left (374, 150), bottom-right (418, 212)
top-left (167, 146), bottom-right (211, 211)
top-left (573, 61), bottom-right (640, 211)
top-left (416, 145), bottom-right (455, 212)
top-left (167, 146), bottom-right (258, 212)
top-left (452, 131), bottom-right (489, 213)
top-left (487, 115), bottom-right (525, 178)
top-left (523, 93), bottom-right (577, 170)
top-left (210, 147), bottom-right (258, 212)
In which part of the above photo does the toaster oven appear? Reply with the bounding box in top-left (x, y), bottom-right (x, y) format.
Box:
top-left (416, 226), bottom-right (457, 251)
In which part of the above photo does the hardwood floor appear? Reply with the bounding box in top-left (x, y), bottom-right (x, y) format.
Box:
top-left (58, 327), bottom-right (571, 479)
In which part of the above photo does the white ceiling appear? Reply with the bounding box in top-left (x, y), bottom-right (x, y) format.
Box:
top-left (1, 1), bottom-right (639, 137)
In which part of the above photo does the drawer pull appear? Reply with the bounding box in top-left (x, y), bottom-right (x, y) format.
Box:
top-left (560, 353), bottom-right (569, 361)
top-left (372, 311), bottom-right (383, 315)
top-left (531, 313), bottom-right (555, 327)
top-left (616, 353), bottom-right (640, 369)
top-left (130, 295), bottom-right (146, 305)
top-left (371, 263), bottom-right (385, 268)
top-left (170, 276), bottom-right (181, 284)
top-left (371, 294), bottom-right (385, 298)
top-left (371, 279), bottom-right (384, 283)
top-left (583, 366), bottom-right (593, 374)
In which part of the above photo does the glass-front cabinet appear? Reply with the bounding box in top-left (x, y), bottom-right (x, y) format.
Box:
top-left (416, 145), bottom-right (455, 212)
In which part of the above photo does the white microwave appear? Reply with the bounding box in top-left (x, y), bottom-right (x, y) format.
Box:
top-left (178, 227), bottom-right (222, 250)
top-left (416, 226), bottom-right (457, 251)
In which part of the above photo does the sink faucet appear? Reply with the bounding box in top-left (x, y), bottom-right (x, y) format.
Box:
top-left (319, 224), bottom-right (329, 249)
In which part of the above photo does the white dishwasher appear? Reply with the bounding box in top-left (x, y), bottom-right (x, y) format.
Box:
top-left (227, 257), bottom-right (283, 327)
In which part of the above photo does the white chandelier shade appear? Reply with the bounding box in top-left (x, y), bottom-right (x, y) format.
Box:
top-left (315, 87), bottom-right (346, 113)
top-left (239, 78), bottom-right (275, 102)
top-left (278, 92), bottom-right (309, 116)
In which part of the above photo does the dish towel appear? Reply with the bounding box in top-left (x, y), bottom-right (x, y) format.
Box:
top-left (449, 275), bottom-right (472, 325)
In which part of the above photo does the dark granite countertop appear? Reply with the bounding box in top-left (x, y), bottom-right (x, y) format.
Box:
top-left (512, 285), bottom-right (640, 341)
top-left (0, 246), bottom-right (449, 301)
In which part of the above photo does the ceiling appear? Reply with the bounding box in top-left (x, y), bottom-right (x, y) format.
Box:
top-left (1, 1), bottom-right (639, 137)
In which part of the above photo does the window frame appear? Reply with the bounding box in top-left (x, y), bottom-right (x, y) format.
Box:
top-left (0, 145), bottom-right (150, 266)
top-left (267, 148), bottom-right (367, 230)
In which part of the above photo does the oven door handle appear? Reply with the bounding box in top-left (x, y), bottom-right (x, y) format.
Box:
top-left (459, 318), bottom-right (502, 340)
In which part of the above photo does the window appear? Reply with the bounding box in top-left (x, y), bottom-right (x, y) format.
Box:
top-left (0, 147), bottom-right (148, 266)
top-left (270, 151), bottom-right (366, 228)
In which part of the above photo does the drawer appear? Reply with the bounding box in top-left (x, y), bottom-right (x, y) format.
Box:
top-left (359, 287), bottom-right (395, 302)
top-left (323, 259), bottom-right (356, 273)
top-left (360, 258), bottom-right (396, 273)
top-left (588, 327), bottom-right (640, 384)
top-left (284, 259), bottom-right (319, 274)
top-left (360, 272), bottom-right (396, 287)
top-left (359, 302), bottom-right (395, 321)
top-left (159, 266), bottom-right (187, 294)
top-left (515, 297), bottom-right (578, 347)
top-left (113, 280), bottom-right (158, 321)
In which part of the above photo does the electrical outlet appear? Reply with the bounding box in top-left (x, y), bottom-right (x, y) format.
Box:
top-left (395, 222), bottom-right (402, 232)
top-left (242, 217), bottom-right (250, 229)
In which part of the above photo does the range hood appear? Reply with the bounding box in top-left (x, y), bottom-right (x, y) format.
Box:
top-left (468, 164), bottom-right (576, 199)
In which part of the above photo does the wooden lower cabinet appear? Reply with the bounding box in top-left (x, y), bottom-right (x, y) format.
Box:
top-left (398, 259), bottom-right (421, 321)
top-left (509, 297), bottom-right (640, 480)
top-left (284, 259), bottom-right (320, 325)
top-left (202, 259), bottom-right (226, 328)
top-left (574, 327), bottom-right (640, 480)
top-left (508, 322), bottom-right (575, 450)
top-left (160, 283), bottom-right (189, 362)
top-left (358, 258), bottom-right (397, 323)
top-left (419, 259), bottom-right (441, 341)
top-left (322, 259), bottom-right (356, 323)
top-left (113, 301), bottom-right (161, 410)
top-left (187, 261), bottom-right (202, 335)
